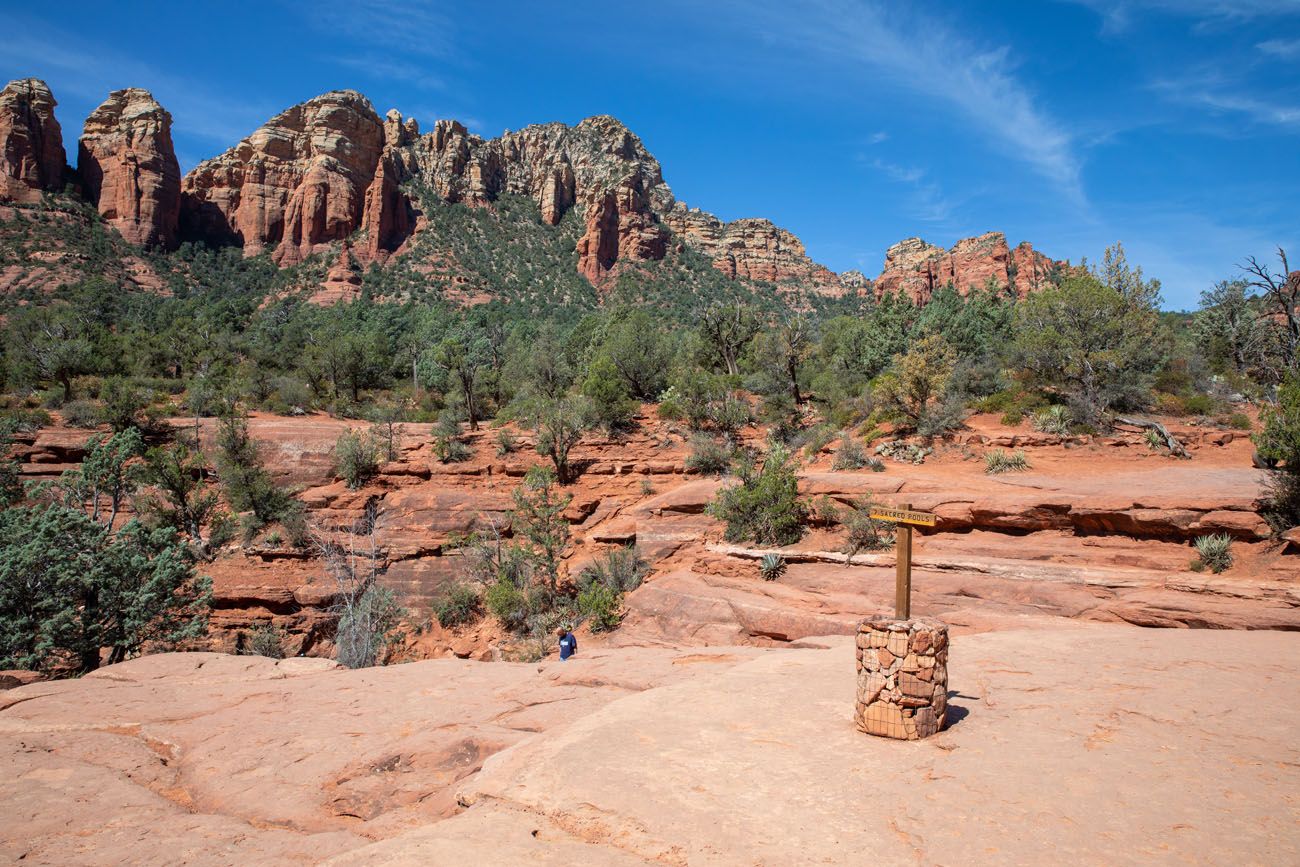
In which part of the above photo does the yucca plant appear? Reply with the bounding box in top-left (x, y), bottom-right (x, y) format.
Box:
top-left (1192, 534), bottom-right (1234, 574)
top-left (1143, 428), bottom-right (1165, 451)
top-left (1030, 405), bottom-right (1071, 435)
top-left (984, 448), bottom-right (1031, 474)
top-left (758, 553), bottom-right (787, 581)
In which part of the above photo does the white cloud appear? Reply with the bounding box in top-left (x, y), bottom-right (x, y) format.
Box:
top-left (867, 158), bottom-right (957, 223)
top-left (1064, 0), bottom-right (1300, 32)
top-left (1258, 37), bottom-right (1300, 58)
top-left (713, 1), bottom-right (1085, 203)
top-left (867, 131), bottom-right (889, 144)
top-left (1153, 71), bottom-right (1300, 130)
top-left (290, 0), bottom-right (454, 59)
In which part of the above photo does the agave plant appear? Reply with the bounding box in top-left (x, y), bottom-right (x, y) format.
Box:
top-left (984, 448), bottom-right (1031, 474)
top-left (758, 553), bottom-right (787, 582)
top-left (1192, 534), bottom-right (1234, 574)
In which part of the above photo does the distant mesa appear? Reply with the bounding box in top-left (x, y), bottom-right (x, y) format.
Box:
top-left (1, 77), bottom-right (1062, 303)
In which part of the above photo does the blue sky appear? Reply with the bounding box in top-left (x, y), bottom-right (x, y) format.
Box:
top-left (3, 0), bottom-right (1297, 309)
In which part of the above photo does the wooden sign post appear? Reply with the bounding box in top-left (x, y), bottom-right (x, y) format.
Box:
top-left (867, 502), bottom-right (936, 619)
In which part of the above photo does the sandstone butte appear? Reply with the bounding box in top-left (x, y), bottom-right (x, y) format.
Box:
top-left (1, 77), bottom-right (1062, 300)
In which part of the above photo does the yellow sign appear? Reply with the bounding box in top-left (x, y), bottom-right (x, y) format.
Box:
top-left (869, 507), bottom-right (937, 527)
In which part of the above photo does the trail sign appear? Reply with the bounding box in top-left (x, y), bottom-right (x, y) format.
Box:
top-left (867, 503), bottom-right (936, 619)
top-left (868, 507), bottom-right (936, 527)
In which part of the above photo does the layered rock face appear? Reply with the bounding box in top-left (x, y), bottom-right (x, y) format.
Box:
top-left (664, 206), bottom-right (837, 286)
top-left (77, 88), bottom-right (181, 248)
top-left (179, 93), bottom-right (835, 287)
top-left (875, 232), bottom-right (1061, 303)
top-left (0, 78), bottom-right (65, 202)
top-left (180, 90), bottom-right (385, 264)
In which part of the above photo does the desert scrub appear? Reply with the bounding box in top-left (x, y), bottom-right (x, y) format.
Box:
top-left (335, 429), bottom-right (380, 489)
top-left (578, 546), bottom-right (650, 594)
top-left (831, 432), bottom-right (867, 470)
top-left (707, 445), bottom-right (808, 546)
top-left (433, 582), bottom-right (482, 627)
top-left (495, 429), bottom-right (518, 456)
top-left (758, 553), bottom-right (787, 581)
top-left (1221, 413), bottom-right (1251, 431)
top-left (577, 582), bottom-right (621, 631)
top-left (1143, 428), bottom-right (1166, 451)
top-left (684, 434), bottom-right (732, 475)
top-left (245, 623), bottom-right (286, 659)
top-left (800, 425), bottom-right (836, 461)
top-left (984, 448), bottom-right (1030, 474)
top-left (842, 500), bottom-right (894, 560)
top-left (1030, 405), bottom-right (1071, 435)
top-left (1191, 534), bottom-right (1233, 574)
top-left (61, 399), bottom-right (102, 428)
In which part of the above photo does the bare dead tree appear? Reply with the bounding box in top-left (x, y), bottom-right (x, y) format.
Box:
top-left (1240, 247), bottom-right (1298, 372)
top-left (313, 500), bottom-right (404, 668)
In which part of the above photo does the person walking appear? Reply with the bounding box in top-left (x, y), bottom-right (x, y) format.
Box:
top-left (557, 626), bottom-right (577, 661)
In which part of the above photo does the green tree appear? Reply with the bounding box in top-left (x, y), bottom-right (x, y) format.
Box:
top-left (1193, 279), bottom-right (1272, 377)
top-left (1255, 372), bottom-right (1300, 530)
top-left (873, 333), bottom-right (958, 430)
top-left (138, 440), bottom-right (226, 556)
top-left (512, 466), bottom-right (571, 592)
top-left (0, 504), bottom-right (210, 673)
top-left (1013, 274), bottom-right (1164, 425)
top-left (581, 357), bottom-right (637, 433)
top-left (5, 303), bottom-right (95, 402)
top-left (214, 409), bottom-right (295, 526)
top-left (56, 429), bottom-right (145, 528)
top-left (707, 445), bottom-right (807, 546)
top-left (599, 309), bottom-right (670, 399)
top-left (533, 396), bottom-right (593, 483)
top-left (428, 325), bottom-right (491, 430)
top-left (698, 302), bottom-right (759, 376)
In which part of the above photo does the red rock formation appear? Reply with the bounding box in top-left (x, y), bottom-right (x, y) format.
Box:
top-left (0, 78), bottom-right (65, 203)
top-left (664, 206), bottom-right (837, 286)
top-left (875, 232), bottom-right (1062, 303)
top-left (78, 88), bottom-right (181, 249)
top-left (180, 90), bottom-right (385, 264)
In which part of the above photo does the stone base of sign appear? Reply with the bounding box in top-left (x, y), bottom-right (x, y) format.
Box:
top-left (854, 615), bottom-right (948, 740)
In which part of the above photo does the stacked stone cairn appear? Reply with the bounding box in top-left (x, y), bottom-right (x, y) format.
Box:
top-left (855, 615), bottom-right (948, 740)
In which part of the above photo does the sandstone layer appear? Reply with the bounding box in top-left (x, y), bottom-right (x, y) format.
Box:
top-left (2, 626), bottom-right (1296, 864)
top-left (78, 88), bottom-right (181, 248)
top-left (875, 232), bottom-right (1061, 302)
top-left (0, 78), bottom-right (65, 203)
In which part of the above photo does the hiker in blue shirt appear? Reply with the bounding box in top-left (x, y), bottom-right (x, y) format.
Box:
top-left (557, 627), bottom-right (577, 661)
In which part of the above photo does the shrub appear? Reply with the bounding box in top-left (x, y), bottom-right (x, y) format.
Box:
top-left (1184, 394), bottom-right (1215, 416)
top-left (578, 582), bottom-right (621, 631)
top-left (831, 433), bottom-right (867, 470)
top-left (758, 553), bottom-right (787, 581)
top-left (1192, 534), bottom-right (1233, 574)
top-left (578, 546), bottom-right (650, 594)
top-left (1030, 405), bottom-right (1071, 435)
top-left (1143, 429), bottom-right (1165, 451)
top-left (842, 500), bottom-right (894, 560)
top-left (246, 623), bottom-right (286, 659)
top-left (1001, 409), bottom-right (1023, 427)
top-left (800, 425), bottom-right (836, 460)
top-left (335, 429), bottom-right (380, 489)
top-left (496, 429), bottom-right (518, 456)
top-left (685, 434), bottom-right (732, 475)
top-left (432, 412), bottom-right (471, 464)
top-left (707, 445), bottom-right (807, 546)
top-left (485, 579), bottom-right (529, 631)
top-left (1221, 413), bottom-right (1252, 431)
top-left (656, 386), bottom-right (685, 420)
top-left (984, 449), bottom-right (1030, 474)
top-left (433, 582), bottom-right (482, 628)
top-left (1254, 373), bottom-right (1300, 531)
top-left (62, 399), bottom-right (102, 428)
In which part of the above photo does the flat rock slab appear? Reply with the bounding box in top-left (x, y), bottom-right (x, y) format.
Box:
top-left (434, 625), bottom-right (1298, 865)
